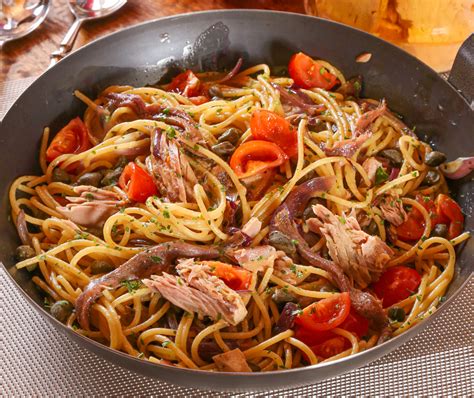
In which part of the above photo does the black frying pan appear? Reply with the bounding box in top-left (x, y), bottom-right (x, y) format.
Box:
top-left (1, 10), bottom-right (472, 392)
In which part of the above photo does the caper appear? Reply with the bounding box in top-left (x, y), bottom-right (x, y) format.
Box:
top-left (217, 127), bottom-right (241, 145)
top-left (208, 85), bottom-right (223, 98)
top-left (211, 141), bottom-right (235, 157)
top-left (431, 223), bottom-right (448, 238)
top-left (364, 219), bottom-right (379, 236)
top-left (90, 260), bottom-right (115, 275)
top-left (52, 168), bottom-right (72, 183)
top-left (388, 307), bottom-right (406, 322)
top-left (76, 171), bottom-right (104, 187)
top-left (15, 245), bottom-right (35, 261)
top-left (50, 300), bottom-right (73, 322)
top-left (424, 151), bottom-right (447, 167)
top-left (271, 288), bottom-right (297, 304)
top-left (268, 230), bottom-right (296, 257)
top-left (101, 167), bottom-right (123, 186)
top-left (379, 149), bottom-right (403, 167)
top-left (422, 170), bottom-right (441, 186)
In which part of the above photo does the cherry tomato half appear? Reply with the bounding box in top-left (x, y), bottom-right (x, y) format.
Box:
top-left (373, 265), bottom-right (421, 308)
top-left (229, 140), bottom-right (288, 179)
top-left (436, 194), bottom-right (464, 239)
top-left (295, 292), bottom-right (351, 332)
top-left (167, 70), bottom-right (209, 104)
top-left (119, 162), bottom-right (158, 203)
top-left (46, 117), bottom-right (91, 162)
top-left (288, 52), bottom-right (339, 90)
top-left (250, 109), bottom-right (298, 158)
top-left (203, 261), bottom-right (252, 291)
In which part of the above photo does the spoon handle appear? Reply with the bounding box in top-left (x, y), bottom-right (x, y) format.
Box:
top-left (50, 18), bottom-right (83, 65)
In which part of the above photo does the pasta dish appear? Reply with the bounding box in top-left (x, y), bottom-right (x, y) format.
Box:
top-left (11, 52), bottom-right (471, 372)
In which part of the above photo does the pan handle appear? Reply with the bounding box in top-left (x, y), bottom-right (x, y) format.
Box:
top-left (448, 34), bottom-right (474, 105)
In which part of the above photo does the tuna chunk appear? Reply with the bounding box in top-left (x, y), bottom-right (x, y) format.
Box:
top-left (144, 259), bottom-right (247, 325)
top-left (307, 204), bottom-right (393, 288)
top-left (212, 348), bottom-right (251, 372)
top-left (378, 194), bottom-right (407, 227)
top-left (57, 185), bottom-right (126, 227)
top-left (234, 246), bottom-right (304, 284)
top-left (147, 128), bottom-right (198, 203)
top-left (362, 157), bottom-right (383, 184)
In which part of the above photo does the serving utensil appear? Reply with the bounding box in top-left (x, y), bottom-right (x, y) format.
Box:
top-left (49, 0), bottom-right (127, 65)
top-left (0, 0), bottom-right (50, 48)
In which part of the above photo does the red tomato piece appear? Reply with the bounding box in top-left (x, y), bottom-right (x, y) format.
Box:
top-left (436, 194), bottom-right (464, 239)
top-left (288, 52), bottom-right (339, 90)
top-left (310, 336), bottom-right (347, 359)
top-left (250, 109), bottom-right (298, 158)
top-left (119, 162), bottom-right (158, 203)
top-left (167, 70), bottom-right (209, 104)
top-left (229, 140), bottom-right (288, 179)
top-left (204, 261), bottom-right (252, 291)
top-left (396, 213), bottom-right (425, 241)
top-left (339, 310), bottom-right (369, 338)
top-left (46, 117), bottom-right (91, 162)
top-left (373, 265), bottom-right (422, 308)
top-left (295, 292), bottom-right (351, 332)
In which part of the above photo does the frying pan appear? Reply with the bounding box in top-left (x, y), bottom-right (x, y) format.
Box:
top-left (1, 10), bottom-right (472, 392)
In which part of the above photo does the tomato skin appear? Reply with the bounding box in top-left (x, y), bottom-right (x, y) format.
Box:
top-left (167, 70), bottom-right (209, 104)
top-left (295, 292), bottom-right (351, 332)
top-left (119, 162), bottom-right (158, 203)
top-left (373, 266), bottom-right (421, 308)
top-left (396, 214), bottom-right (425, 241)
top-left (288, 52), bottom-right (339, 90)
top-left (204, 261), bottom-right (252, 291)
top-left (46, 117), bottom-right (91, 162)
top-left (229, 140), bottom-right (288, 179)
top-left (295, 307), bottom-right (368, 360)
top-left (250, 109), bottom-right (298, 158)
top-left (436, 194), bottom-right (464, 239)
top-left (397, 194), bottom-right (463, 242)
top-left (339, 310), bottom-right (369, 338)
top-left (311, 336), bottom-right (347, 359)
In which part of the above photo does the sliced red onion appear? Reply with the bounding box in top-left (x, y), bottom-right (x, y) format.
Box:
top-left (389, 167), bottom-right (400, 181)
top-left (440, 157), bottom-right (474, 179)
top-left (271, 83), bottom-right (324, 116)
top-left (216, 58), bottom-right (243, 83)
top-left (16, 210), bottom-right (32, 246)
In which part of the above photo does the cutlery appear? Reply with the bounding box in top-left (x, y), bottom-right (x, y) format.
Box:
top-left (0, 0), bottom-right (50, 48)
top-left (50, 0), bottom-right (127, 65)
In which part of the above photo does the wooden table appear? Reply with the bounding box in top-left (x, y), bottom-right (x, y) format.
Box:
top-left (1, 0), bottom-right (305, 82)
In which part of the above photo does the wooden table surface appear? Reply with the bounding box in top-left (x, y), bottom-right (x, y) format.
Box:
top-left (1, 0), bottom-right (305, 82)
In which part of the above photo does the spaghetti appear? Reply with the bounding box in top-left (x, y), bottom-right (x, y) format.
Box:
top-left (10, 53), bottom-right (469, 372)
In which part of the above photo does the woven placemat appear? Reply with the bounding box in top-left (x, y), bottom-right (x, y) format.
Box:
top-left (0, 78), bottom-right (472, 397)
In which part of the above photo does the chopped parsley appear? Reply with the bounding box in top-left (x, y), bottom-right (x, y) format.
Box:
top-left (375, 166), bottom-right (389, 185)
top-left (291, 239), bottom-right (299, 246)
top-left (338, 216), bottom-right (346, 224)
top-left (120, 279), bottom-right (142, 294)
top-left (161, 341), bottom-right (171, 348)
top-left (150, 255), bottom-right (162, 263)
top-left (85, 193), bottom-right (95, 201)
top-left (166, 127), bottom-right (176, 139)
top-left (162, 210), bottom-right (170, 219)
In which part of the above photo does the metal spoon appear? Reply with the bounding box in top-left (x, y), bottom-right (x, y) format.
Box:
top-left (0, 0), bottom-right (50, 48)
top-left (50, 0), bottom-right (127, 65)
